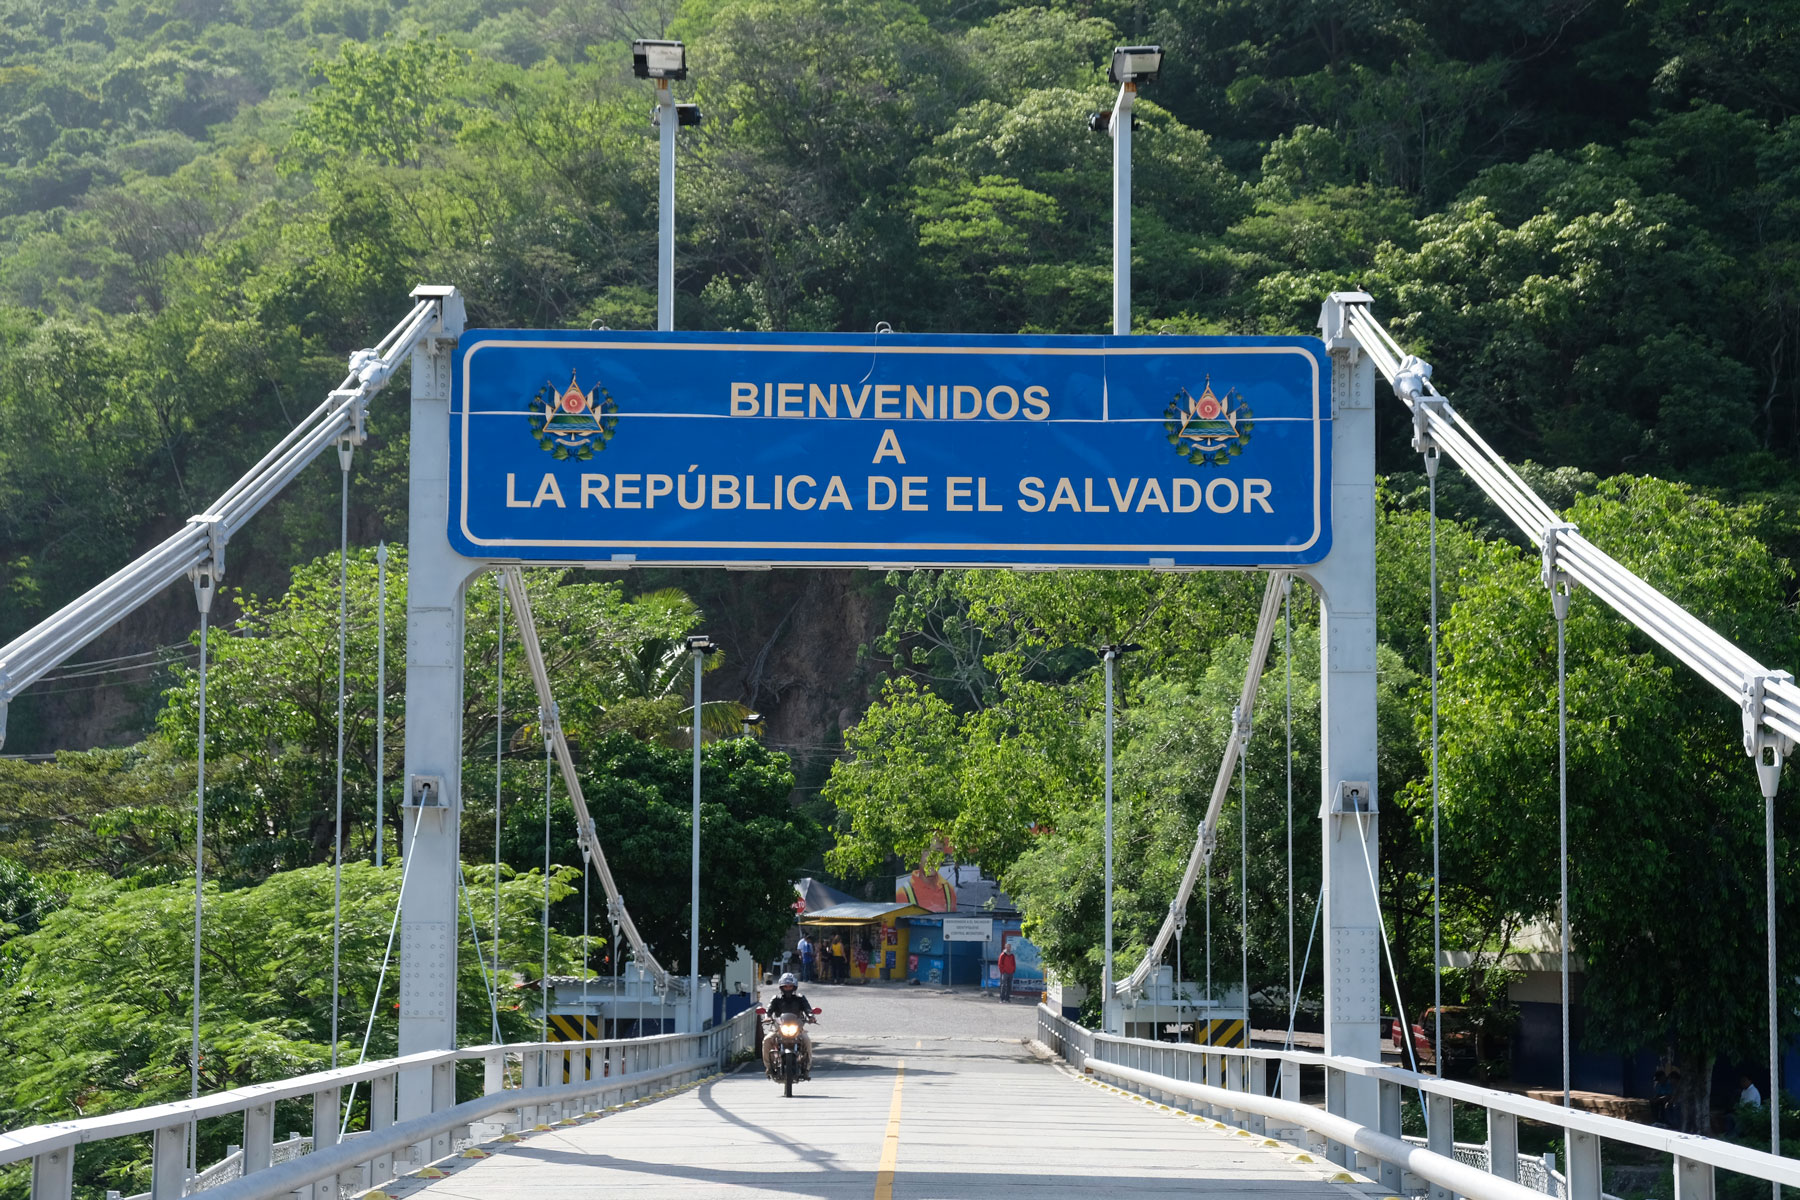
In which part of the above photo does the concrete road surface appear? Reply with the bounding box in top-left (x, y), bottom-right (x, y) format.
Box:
top-left (393, 997), bottom-right (1382, 1200)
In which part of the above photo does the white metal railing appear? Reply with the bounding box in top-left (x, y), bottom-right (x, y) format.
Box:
top-left (1038, 1006), bottom-right (1795, 1200)
top-left (1397, 1137), bottom-right (1625, 1200)
top-left (109, 1135), bottom-right (312, 1200)
top-left (5, 1010), bottom-right (759, 1200)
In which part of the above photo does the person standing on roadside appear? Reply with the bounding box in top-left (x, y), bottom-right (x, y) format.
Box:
top-left (797, 932), bottom-right (815, 983)
top-left (998, 943), bottom-right (1017, 1003)
top-left (830, 935), bottom-right (848, 983)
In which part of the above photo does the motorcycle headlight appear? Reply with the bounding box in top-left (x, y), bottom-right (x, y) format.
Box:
top-left (779, 1020), bottom-right (800, 1035)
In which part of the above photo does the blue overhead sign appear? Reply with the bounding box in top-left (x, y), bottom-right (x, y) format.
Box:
top-left (448, 331), bottom-right (1331, 568)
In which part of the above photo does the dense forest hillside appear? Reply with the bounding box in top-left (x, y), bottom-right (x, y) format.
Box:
top-left (4, 0), bottom-right (1800, 748)
top-left (6, 0), bottom-right (1800, 1178)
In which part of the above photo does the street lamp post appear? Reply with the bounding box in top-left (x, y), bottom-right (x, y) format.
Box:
top-left (1100, 642), bottom-right (1141, 1033)
top-left (1090, 46), bottom-right (1163, 336)
top-left (633, 39), bottom-right (701, 332)
top-left (686, 634), bottom-right (717, 1032)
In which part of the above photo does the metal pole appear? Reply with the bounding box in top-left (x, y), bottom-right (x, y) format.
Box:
top-left (1110, 84), bottom-right (1136, 335)
top-left (691, 649), bottom-right (703, 1032)
top-left (374, 542), bottom-right (387, 867)
top-left (1103, 649), bottom-right (1116, 1029)
top-left (657, 80), bottom-right (675, 332)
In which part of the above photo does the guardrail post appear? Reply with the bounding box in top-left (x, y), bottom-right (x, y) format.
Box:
top-left (310, 1086), bottom-right (340, 1200)
top-left (1488, 1109), bottom-right (1518, 1182)
top-left (1674, 1155), bottom-right (1714, 1200)
top-left (149, 1122), bottom-right (188, 1200)
top-left (483, 1053), bottom-right (504, 1096)
top-left (244, 1101), bottom-right (274, 1175)
top-left (1324, 1066), bottom-right (1349, 1166)
top-left (430, 1061), bottom-right (455, 1158)
top-left (369, 1072), bottom-right (396, 1184)
top-left (1280, 1059), bottom-right (1301, 1104)
top-left (1566, 1129), bottom-right (1601, 1200)
top-left (29, 1146), bottom-right (73, 1200)
top-left (1376, 1079), bottom-right (1404, 1192)
top-left (1226, 1055), bottom-right (1245, 1126)
top-left (1246, 1059), bottom-right (1268, 1134)
top-left (1426, 1091), bottom-right (1453, 1200)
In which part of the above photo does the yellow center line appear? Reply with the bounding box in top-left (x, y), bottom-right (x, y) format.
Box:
top-left (874, 1058), bottom-right (906, 1200)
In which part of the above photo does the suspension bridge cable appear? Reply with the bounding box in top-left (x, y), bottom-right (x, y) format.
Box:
top-left (374, 543), bottom-right (387, 867)
top-left (1284, 888), bottom-right (1322, 1051)
top-left (542, 714), bottom-right (552, 1049)
top-left (1554, 581), bottom-right (1572, 1110)
top-left (1355, 298), bottom-right (1800, 1139)
top-left (1428, 444), bottom-right (1444, 1079)
top-left (336, 818), bottom-right (424, 1138)
top-left (330, 439), bottom-right (352, 1070)
top-left (1767, 776), bottom-right (1781, 1192)
top-left (1284, 577), bottom-right (1295, 1034)
top-left (495, 575), bottom-right (505, 991)
top-left (1205, 863), bottom-right (1212, 1015)
top-left (1350, 806), bottom-right (1433, 1136)
top-left (582, 851), bottom-right (591, 1015)
top-left (1353, 809), bottom-right (1427, 1079)
top-left (1119, 573), bottom-right (1290, 998)
top-left (1238, 717), bottom-right (1250, 1043)
top-left (497, 567), bottom-right (672, 990)
top-left (188, 580), bottom-right (211, 1175)
top-left (457, 869), bottom-right (505, 1048)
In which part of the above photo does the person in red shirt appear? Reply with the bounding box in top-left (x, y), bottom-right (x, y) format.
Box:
top-left (997, 945), bottom-right (1018, 1003)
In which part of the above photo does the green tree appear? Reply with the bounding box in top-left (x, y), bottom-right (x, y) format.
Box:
top-left (1437, 476), bottom-right (1800, 1128)
top-left (0, 862), bottom-right (567, 1197)
top-left (499, 732), bottom-right (815, 977)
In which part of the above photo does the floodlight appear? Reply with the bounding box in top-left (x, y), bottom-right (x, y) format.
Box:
top-left (632, 39), bottom-right (687, 80)
top-left (686, 634), bottom-right (718, 654)
top-left (1087, 111), bottom-right (1140, 135)
top-left (1109, 45), bottom-right (1163, 85)
top-left (675, 103), bottom-right (703, 127)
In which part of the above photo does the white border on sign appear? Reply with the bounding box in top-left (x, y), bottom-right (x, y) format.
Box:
top-left (455, 339), bottom-right (1325, 557)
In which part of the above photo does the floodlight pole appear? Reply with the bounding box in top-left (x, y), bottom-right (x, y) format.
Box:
top-left (1103, 647), bottom-right (1117, 1028)
top-left (1110, 82), bottom-right (1136, 336)
top-left (691, 645), bottom-right (702, 1030)
top-left (657, 79), bottom-right (676, 332)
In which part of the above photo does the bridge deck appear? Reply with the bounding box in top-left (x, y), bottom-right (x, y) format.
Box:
top-left (394, 995), bottom-right (1379, 1200)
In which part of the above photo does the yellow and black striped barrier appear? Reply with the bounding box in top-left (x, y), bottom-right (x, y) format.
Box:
top-left (548, 1013), bottom-right (601, 1041)
top-left (1196, 1018), bottom-right (1246, 1047)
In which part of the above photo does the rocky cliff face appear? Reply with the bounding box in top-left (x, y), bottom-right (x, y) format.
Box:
top-left (633, 567), bottom-right (894, 778)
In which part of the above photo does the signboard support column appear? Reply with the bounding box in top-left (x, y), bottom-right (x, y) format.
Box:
top-left (1308, 291), bottom-right (1382, 1138)
top-left (397, 286), bottom-right (478, 1123)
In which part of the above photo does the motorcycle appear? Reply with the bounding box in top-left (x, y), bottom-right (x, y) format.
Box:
top-left (756, 1005), bottom-right (821, 1097)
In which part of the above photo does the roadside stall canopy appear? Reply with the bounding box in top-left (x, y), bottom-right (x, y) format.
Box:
top-left (802, 901), bottom-right (927, 926)
top-left (795, 877), bottom-right (857, 914)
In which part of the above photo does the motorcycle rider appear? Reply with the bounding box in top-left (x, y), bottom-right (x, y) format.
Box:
top-left (762, 972), bottom-right (815, 1081)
